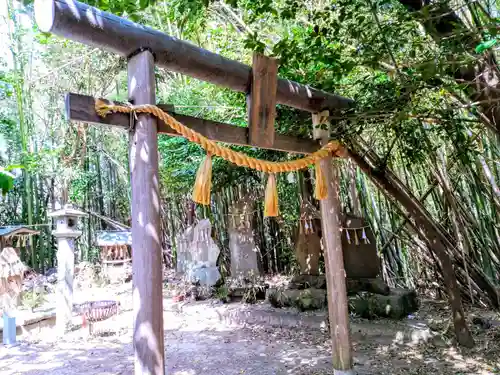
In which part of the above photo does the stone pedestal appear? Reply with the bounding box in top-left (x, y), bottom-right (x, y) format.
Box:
top-left (56, 236), bottom-right (75, 333)
top-left (267, 286), bottom-right (419, 318)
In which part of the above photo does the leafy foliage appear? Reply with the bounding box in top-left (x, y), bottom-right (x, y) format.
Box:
top-left (23, 0), bottom-right (157, 20)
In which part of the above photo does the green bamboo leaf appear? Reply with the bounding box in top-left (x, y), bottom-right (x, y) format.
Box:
top-left (0, 168), bottom-right (15, 195)
top-left (475, 39), bottom-right (497, 53)
top-left (4, 164), bottom-right (23, 171)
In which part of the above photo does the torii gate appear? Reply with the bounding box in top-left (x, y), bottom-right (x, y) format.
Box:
top-left (35, 0), bottom-right (355, 374)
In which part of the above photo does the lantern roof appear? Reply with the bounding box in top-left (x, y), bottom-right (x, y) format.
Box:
top-left (48, 203), bottom-right (87, 218)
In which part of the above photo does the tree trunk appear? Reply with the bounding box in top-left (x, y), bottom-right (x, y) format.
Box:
top-left (186, 200), bottom-right (195, 226)
top-left (96, 151), bottom-right (106, 229)
top-left (37, 173), bottom-right (45, 272)
top-left (433, 163), bottom-right (475, 304)
top-left (346, 278), bottom-right (390, 296)
top-left (348, 159), bottom-right (361, 216)
top-left (7, 0), bottom-right (34, 267)
top-left (50, 177), bottom-right (56, 267)
top-left (84, 152), bottom-right (91, 262)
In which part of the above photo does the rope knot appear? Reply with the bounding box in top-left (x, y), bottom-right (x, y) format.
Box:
top-left (95, 99), bottom-right (113, 118)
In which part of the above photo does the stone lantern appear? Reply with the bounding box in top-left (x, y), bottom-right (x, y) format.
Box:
top-left (48, 203), bottom-right (87, 335)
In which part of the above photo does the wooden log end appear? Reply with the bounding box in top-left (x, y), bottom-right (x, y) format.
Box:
top-left (64, 92), bottom-right (71, 122)
top-left (35, 0), bottom-right (56, 33)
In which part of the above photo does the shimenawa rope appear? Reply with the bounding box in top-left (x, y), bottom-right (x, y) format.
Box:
top-left (95, 100), bottom-right (344, 216)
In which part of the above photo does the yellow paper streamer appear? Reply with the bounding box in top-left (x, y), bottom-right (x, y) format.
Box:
top-left (264, 174), bottom-right (279, 217)
top-left (192, 153), bottom-right (213, 205)
top-left (314, 161), bottom-right (328, 200)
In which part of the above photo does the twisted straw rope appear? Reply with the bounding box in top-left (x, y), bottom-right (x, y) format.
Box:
top-left (95, 100), bottom-right (344, 173)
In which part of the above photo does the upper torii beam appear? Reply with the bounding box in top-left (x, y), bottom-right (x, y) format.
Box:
top-left (35, 0), bottom-right (353, 114)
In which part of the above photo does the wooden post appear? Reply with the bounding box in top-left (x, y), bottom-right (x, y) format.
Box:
top-left (312, 112), bottom-right (354, 374)
top-left (248, 53), bottom-right (278, 148)
top-left (319, 154), bottom-right (354, 374)
top-left (128, 50), bottom-right (165, 375)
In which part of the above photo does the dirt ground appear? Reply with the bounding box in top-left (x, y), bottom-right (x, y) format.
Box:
top-left (1, 281), bottom-right (499, 375)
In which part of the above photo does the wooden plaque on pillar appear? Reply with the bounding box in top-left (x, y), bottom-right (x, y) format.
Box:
top-left (312, 110), bottom-right (330, 140)
top-left (248, 53), bottom-right (278, 148)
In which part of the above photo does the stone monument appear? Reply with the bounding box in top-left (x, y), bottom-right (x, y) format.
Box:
top-left (229, 197), bottom-right (260, 279)
top-left (295, 200), bottom-right (322, 276)
top-left (185, 219), bottom-right (221, 286)
top-left (341, 213), bottom-right (379, 279)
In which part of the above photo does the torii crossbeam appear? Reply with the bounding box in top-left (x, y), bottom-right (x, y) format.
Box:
top-left (35, 1), bottom-right (355, 374)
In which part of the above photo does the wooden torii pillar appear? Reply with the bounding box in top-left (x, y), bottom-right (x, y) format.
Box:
top-left (313, 113), bottom-right (354, 374)
top-left (128, 50), bottom-right (165, 373)
top-left (35, 0), bottom-right (355, 373)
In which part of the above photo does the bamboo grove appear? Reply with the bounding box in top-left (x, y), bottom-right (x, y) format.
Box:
top-left (0, 0), bottom-right (499, 314)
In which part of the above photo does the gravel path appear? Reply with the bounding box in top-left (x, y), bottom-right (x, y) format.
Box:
top-left (0, 301), bottom-right (335, 375)
top-left (1, 294), bottom-right (497, 375)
